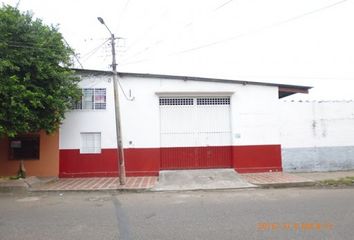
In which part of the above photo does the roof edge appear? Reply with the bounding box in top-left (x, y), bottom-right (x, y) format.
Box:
top-left (72, 68), bottom-right (312, 98)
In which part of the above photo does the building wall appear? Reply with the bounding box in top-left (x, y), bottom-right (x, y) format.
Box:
top-left (0, 131), bottom-right (59, 177)
top-left (59, 73), bottom-right (282, 177)
top-left (280, 101), bottom-right (354, 172)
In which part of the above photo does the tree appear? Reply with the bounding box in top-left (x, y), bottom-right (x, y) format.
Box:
top-left (0, 5), bottom-right (80, 137)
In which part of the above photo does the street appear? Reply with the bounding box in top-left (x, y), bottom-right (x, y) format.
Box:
top-left (0, 188), bottom-right (353, 240)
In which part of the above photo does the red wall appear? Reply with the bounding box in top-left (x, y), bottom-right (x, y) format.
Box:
top-left (59, 148), bottom-right (160, 177)
top-left (160, 146), bottom-right (232, 169)
top-left (59, 145), bottom-right (282, 177)
top-left (232, 145), bottom-right (282, 173)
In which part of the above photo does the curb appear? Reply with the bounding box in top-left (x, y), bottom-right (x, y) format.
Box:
top-left (253, 181), bottom-right (316, 188)
top-left (151, 185), bottom-right (258, 192)
top-left (29, 188), bottom-right (154, 193)
top-left (0, 184), bottom-right (28, 193)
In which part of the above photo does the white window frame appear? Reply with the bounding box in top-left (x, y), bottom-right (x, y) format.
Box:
top-left (80, 132), bottom-right (101, 154)
top-left (73, 88), bottom-right (106, 110)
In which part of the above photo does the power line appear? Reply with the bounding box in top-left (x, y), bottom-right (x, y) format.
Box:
top-left (116, 77), bottom-right (135, 101)
top-left (214, 0), bottom-right (235, 11)
top-left (1, 39), bottom-right (67, 50)
top-left (80, 39), bottom-right (109, 61)
top-left (120, 39), bottom-right (163, 63)
top-left (121, 0), bottom-right (351, 65)
top-left (15, 0), bottom-right (21, 9)
top-left (116, 0), bottom-right (132, 32)
top-left (122, 9), bottom-right (169, 58)
top-left (63, 37), bottom-right (84, 69)
top-left (121, 0), bottom-right (238, 63)
top-left (2, 39), bottom-right (84, 68)
top-left (170, 0), bottom-right (351, 56)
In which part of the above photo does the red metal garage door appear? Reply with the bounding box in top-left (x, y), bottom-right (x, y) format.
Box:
top-left (159, 97), bottom-right (232, 169)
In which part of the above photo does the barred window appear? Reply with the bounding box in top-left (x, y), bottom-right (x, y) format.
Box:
top-left (197, 97), bottom-right (230, 105)
top-left (73, 88), bottom-right (106, 110)
top-left (80, 132), bottom-right (101, 154)
top-left (159, 98), bottom-right (194, 106)
top-left (94, 89), bottom-right (106, 109)
top-left (82, 89), bottom-right (94, 109)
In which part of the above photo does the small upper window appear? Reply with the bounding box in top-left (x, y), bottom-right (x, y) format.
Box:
top-left (80, 132), bottom-right (101, 154)
top-left (73, 88), bottom-right (106, 110)
top-left (9, 135), bottom-right (40, 160)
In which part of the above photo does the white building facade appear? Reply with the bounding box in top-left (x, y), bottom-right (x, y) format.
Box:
top-left (59, 69), bottom-right (309, 177)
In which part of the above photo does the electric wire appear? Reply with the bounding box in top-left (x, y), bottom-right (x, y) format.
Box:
top-left (80, 39), bottom-right (109, 61)
top-left (121, 0), bottom-right (236, 62)
top-left (1, 39), bottom-right (67, 50)
top-left (121, 9), bottom-right (169, 60)
top-left (169, 0), bottom-right (351, 56)
top-left (15, 0), bottom-right (21, 9)
top-left (116, 77), bottom-right (135, 101)
top-left (63, 37), bottom-right (84, 68)
top-left (214, 0), bottom-right (235, 11)
top-left (121, 0), bottom-right (351, 66)
top-left (116, 0), bottom-right (132, 33)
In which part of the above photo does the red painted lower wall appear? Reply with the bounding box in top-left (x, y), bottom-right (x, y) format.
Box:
top-left (59, 148), bottom-right (160, 177)
top-left (160, 146), bottom-right (232, 170)
top-left (59, 144), bottom-right (282, 177)
top-left (59, 149), bottom-right (118, 177)
top-left (233, 145), bottom-right (282, 173)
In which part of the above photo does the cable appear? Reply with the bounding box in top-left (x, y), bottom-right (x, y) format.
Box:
top-left (1, 39), bottom-right (67, 50)
top-left (122, 9), bottom-right (169, 57)
top-left (63, 37), bottom-right (84, 69)
top-left (121, 0), bottom-right (351, 65)
top-left (80, 39), bottom-right (109, 61)
top-left (121, 0), bottom-right (237, 62)
top-left (120, 39), bottom-right (163, 63)
top-left (116, 0), bottom-right (132, 32)
top-left (214, 0), bottom-right (235, 11)
top-left (116, 77), bottom-right (135, 101)
top-left (15, 0), bottom-right (21, 8)
top-left (170, 0), bottom-right (351, 56)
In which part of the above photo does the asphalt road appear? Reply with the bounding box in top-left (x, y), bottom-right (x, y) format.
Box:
top-left (0, 188), bottom-right (353, 240)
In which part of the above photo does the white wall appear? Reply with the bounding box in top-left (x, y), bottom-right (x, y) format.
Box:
top-left (118, 75), bottom-right (280, 148)
top-left (280, 101), bottom-right (354, 171)
top-left (59, 74), bottom-right (117, 149)
top-left (280, 101), bottom-right (354, 148)
top-left (60, 73), bottom-right (281, 149)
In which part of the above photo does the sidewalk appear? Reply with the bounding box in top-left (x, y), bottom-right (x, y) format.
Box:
top-left (292, 170), bottom-right (354, 181)
top-left (32, 177), bottom-right (157, 191)
top-left (153, 169), bottom-right (255, 191)
top-left (0, 176), bottom-right (157, 192)
top-left (240, 172), bottom-right (315, 188)
top-left (1, 170), bottom-right (354, 192)
top-left (239, 170), bottom-right (354, 188)
top-left (0, 176), bottom-right (56, 192)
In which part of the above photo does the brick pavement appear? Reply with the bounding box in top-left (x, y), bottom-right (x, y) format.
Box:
top-left (32, 177), bottom-right (157, 191)
top-left (240, 172), bottom-right (314, 186)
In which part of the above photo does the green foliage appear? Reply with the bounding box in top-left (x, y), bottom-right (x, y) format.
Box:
top-left (0, 5), bottom-right (80, 137)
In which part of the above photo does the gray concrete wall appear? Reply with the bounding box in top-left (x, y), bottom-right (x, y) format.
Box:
top-left (280, 101), bottom-right (354, 172)
top-left (282, 146), bottom-right (354, 172)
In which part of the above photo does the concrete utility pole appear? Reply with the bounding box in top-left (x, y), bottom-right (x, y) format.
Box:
top-left (97, 17), bottom-right (126, 185)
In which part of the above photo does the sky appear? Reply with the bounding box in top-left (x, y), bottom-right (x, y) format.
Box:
top-left (2, 0), bottom-right (354, 100)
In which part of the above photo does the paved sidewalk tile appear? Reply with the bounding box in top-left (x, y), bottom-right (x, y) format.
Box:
top-left (240, 172), bottom-right (315, 187)
top-left (32, 177), bottom-right (158, 191)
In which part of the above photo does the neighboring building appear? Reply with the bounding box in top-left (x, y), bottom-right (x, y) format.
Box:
top-left (0, 131), bottom-right (59, 177)
top-left (280, 100), bottom-right (354, 172)
top-left (0, 69), bottom-right (312, 177)
top-left (58, 69), bottom-right (310, 177)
